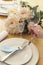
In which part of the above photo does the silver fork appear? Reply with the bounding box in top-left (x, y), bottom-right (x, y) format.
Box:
top-left (0, 41), bottom-right (29, 62)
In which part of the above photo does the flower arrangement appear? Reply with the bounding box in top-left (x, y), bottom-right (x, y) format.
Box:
top-left (20, 1), bottom-right (43, 33)
top-left (5, 1), bottom-right (43, 34)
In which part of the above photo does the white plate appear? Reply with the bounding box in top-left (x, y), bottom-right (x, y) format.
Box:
top-left (0, 38), bottom-right (32, 65)
top-left (0, 13), bottom-right (8, 16)
top-left (26, 43), bottom-right (39, 65)
top-left (0, 0), bottom-right (19, 16)
top-left (0, 42), bottom-right (39, 65)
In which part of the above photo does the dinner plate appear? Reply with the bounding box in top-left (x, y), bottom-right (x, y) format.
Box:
top-left (0, 12), bottom-right (8, 16)
top-left (0, 38), bottom-right (32, 65)
top-left (26, 43), bottom-right (39, 65)
top-left (0, 42), bottom-right (39, 65)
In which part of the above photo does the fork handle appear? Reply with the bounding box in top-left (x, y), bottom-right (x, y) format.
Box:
top-left (1, 50), bottom-right (18, 62)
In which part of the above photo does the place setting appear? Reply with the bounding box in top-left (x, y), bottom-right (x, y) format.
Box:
top-left (0, 0), bottom-right (43, 65)
top-left (0, 37), bottom-right (39, 65)
top-left (0, 0), bottom-right (20, 16)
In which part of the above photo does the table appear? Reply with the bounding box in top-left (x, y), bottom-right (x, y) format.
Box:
top-left (0, 16), bottom-right (43, 65)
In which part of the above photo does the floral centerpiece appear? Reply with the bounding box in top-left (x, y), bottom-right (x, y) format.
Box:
top-left (5, 1), bottom-right (43, 34)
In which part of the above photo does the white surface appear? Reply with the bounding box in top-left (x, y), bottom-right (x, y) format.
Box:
top-left (0, 0), bottom-right (19, 16)
top-left (10, 42), bottom-right (39, 65)
top-left (0, 0), bottom-right (43, 16)
top-left (22, 0), bottom-right (43, 11)
top-left (0, 13), bottom-right (8, 16)
top-left (0, 0), bottom-right (43, 11)
top-left (0, 31), bottom-right (8, 42)
top-left (0, 7), bottom-right (8, 16)
top-left (0, 42), bottom-right (39, 65)
top-left (0, 38), bottom-right (32, 65)
top-left (0, 0), bottom-right (15, 4)
top-left (26, 43), bottom-right (39, 65)
top-left (0, 8), bottom-right (8, 13)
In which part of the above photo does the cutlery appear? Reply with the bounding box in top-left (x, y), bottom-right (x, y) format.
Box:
top-left (0, 41), bottom-right (29, 62)
top-left (0, 11), bottom-right (8, 16)
top-left (1, 6), bottom-right (7, 10)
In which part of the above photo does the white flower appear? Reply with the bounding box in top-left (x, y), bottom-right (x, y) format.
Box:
top-left (5, 14), bottom-right (20, 34)
top-left (20, 7), bottom-right (33, 20)
top-left (41, 19), bottom-right (43, 27)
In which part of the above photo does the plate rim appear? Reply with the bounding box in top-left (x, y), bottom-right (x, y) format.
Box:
top-left (26, 43), bottom-right (39, 65)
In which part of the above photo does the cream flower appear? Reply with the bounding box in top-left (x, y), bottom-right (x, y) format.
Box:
top-left (20, 7), bottom-right (33, 20)
top-left (5, 14), bottom-right (20, 34)
top-left (41, 19), bottom-right (43, 27)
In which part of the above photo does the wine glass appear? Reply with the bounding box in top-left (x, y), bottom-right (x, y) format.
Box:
top-left (18, 21), bottom-right (25, 37)
top-left (29, 7), bottom-right (41, 42)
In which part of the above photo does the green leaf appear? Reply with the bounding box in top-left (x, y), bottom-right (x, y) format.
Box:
top-left (20, 1), bottom-right (32, 9)
top-left (32, 5), bottom-right (39, 14)
top-left (20, 1), bottom-right (28, 7)
top-left (32, 5), bottom-right (39, 9)
top-left (27, 5), bottom-right (32, 9)
top-left (40, 11), bottom-right (43, 19)
top-left (31, 5), bottom-right (39, 22)
top-left (23, 20), bottom-right (28, 33)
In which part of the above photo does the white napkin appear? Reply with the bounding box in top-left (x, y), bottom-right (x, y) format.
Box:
top-left (0, 31), bottom-right (8, 42)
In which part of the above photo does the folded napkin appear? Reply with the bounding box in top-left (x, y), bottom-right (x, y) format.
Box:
top-left (0, 31), bottom-right (8, 42)
top-left (0, 44), bottom-right (18, 53)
